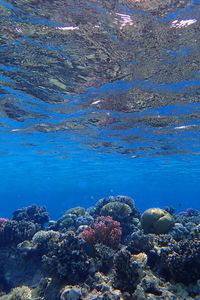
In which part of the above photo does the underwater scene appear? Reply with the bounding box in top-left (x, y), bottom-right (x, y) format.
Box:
top-left (1, 0), bottom-right (200, 299)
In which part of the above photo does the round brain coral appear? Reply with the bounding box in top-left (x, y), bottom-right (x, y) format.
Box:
top-left (141, 208), bottom-right (174, 234)
top-left (100, 202), bottom-right (132, 220)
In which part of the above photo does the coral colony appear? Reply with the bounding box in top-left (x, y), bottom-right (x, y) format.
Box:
top-left (0, 218), bottom-right (8, 226)
top-left (79, 216), bottom-right (122, 249)
top-left (0, 195), bottom-right (200, 299)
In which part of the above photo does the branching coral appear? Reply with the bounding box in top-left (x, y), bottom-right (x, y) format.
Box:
top-left (79, 216), bottom-right (122, 249)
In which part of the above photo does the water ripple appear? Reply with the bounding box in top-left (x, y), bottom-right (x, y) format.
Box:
top-left (0, 0), bottom-right (200, 158)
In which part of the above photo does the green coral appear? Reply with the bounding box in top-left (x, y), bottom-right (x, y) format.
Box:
top-left (66, 206), bottom-right (85, 216)
top-left (59, 214), bottom-right (75, 229)
top-left (140, 208), bottom-right (174, 234)
top-left (100, 201), bottom-right (132, 219)
top-left (32, 230), bottom-right (60, 244)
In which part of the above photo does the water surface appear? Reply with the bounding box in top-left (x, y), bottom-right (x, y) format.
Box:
top-left (0, 0), bottom-right (200, 219)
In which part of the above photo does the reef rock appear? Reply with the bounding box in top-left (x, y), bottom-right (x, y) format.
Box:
top-left (160, 238), bottom-right (200, 284)
top-left (41, 231), bottom-right (90, 282)
top-left (0, 220), bottom-right (41, 247)
top-left (12, 204), bottom-right (49, 227)
top-left (59, 285), bottom-right (82, 300)
top-left (113, 249), bottom-right (144, 293)
top-left (0, 286), bottom-right (32, 300)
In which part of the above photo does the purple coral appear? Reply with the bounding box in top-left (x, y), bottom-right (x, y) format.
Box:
top-left (79, 216), bottom-right (122, 249)
top-left (179, 208), bottom-right (199, 217)
top-left (186, 207), bottom-right (198, 216)
top-left (79, 226), bottom-right (96, 245)
top-left (179, 211), bottom-right (188, 216)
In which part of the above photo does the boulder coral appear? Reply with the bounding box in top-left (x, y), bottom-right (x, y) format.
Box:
top-left (95, 195), bottom-right (135, 215)
top-left (100, 202), bottom-right (132, 219)
top-left (141, 208), bottom-right (174, 234)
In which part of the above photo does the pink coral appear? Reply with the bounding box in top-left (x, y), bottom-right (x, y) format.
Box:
top-left (79, 226), bottom-right (96, 245)
top-left (79, 216), bottom-right (122, 249)
top-left (0, 218), bottom-right (8, 226)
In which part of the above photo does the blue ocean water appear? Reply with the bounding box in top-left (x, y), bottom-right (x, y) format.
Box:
top-left (0, 0), bottom-right (200, 220)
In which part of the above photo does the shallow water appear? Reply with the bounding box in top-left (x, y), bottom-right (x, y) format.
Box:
top-left (0, 0), bottom-right (200, 219)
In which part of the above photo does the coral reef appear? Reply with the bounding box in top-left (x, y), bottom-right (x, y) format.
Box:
top-left (79, 216), bottom-right (122, 249)
top-left (40, 231), bottom-right (90, 282)
top-left (92, 195), bottom-right (141, 241)
top-left (0, 220), bottom-right (41, 247)
top-left (0, 196), bottom-right (200, 299)
top-left (113, 249), bottom-right (143, 293)
top-left (76, 215), bottom-right (94, 227)
top-left (49, 207), bottom-right (93, 233)
top-left (0, 286), bottom-right (32, 300)
top-left (56, 213), bottom-right (76, 232)
top-left (95, 195), bottom-right (135, 215)
top-left (141, 208), bottom-right (174, 234)
top-left (0, 219), bottom-right (8, 226)
top-left (66, 207), bottom-right (85, 217)
top-left (12, 205), bottom-right (49, 227)
top-left (160, 238), bottom-right (200, 284)
top-left (0, 205), bottom-right (49, 247)
top-left (100, 201), bottom-right (132, 219)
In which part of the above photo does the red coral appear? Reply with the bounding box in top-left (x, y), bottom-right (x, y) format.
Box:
top-left (79, 226), bottom-right (96, 245)
top-left (79, 216), bottom-right (122, 249)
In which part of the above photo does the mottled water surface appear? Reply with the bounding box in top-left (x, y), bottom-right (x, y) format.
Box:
top-left (0, 0), bottom-right (200, 218)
